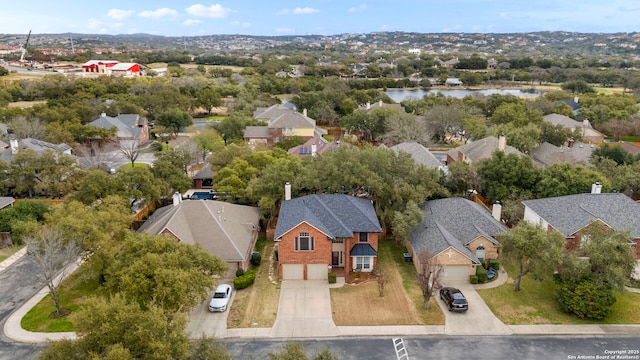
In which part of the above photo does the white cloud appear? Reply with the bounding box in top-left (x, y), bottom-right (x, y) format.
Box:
top-left (277, 9), bottom-right (290, 15)
top-left (186, 4), bottom-right (231, 18)
top-left (348, 4), bottom-right (368, 13)
top-left (183, 19), bottom-right (203, 26)
top-left (107, 9), bottom-right (135, 20)
top-left (87, 18), bottom-right (102, 30)
top-left (231, 21), bottom-right (252, 28)
top-left (292, 7), bottom-right (319, 14)
top-left (276, 27), bottom-right (295, 34)
top-left (138, 8), bottom-right (178, 19)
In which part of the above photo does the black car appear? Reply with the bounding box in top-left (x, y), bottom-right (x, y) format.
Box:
top-left (439, 287), bottom-right (469, 312)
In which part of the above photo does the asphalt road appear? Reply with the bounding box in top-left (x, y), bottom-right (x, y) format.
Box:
top-left (0, 256), bottom-right (46, 360)
top-left (221, 335), bottom-right (640, 360)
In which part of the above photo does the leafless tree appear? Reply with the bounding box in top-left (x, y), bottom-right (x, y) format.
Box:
top-left (74, 142), bottom-right (121, 171)
top-left (377, 270), bottom-right (387, 297)
top-left (8, 116), bottom-right (46, 140)
top-left (379, 113), bottom-right (428, 145)
top-left (120, 140), bottom-right (141, 168)
top-left (23, 226), bottom-right (80, 317)
top-left (417, 249), bottom-right (444, 309)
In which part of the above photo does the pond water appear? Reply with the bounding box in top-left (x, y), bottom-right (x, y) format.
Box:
top-left (385, 88), bottom-right (545, 102)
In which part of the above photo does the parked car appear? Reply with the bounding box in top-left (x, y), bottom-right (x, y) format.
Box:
top-left (208, 284), bottom-right (233, 312)
top-left (439, 287), bottom-right (468, 312)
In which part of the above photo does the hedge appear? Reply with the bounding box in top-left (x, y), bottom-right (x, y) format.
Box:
top-left (476, 266), bottom-right (487, 283)
top-left (328, 272), bottom-right (337, 284)
top-left (234, 269), bottom-right (256, 289)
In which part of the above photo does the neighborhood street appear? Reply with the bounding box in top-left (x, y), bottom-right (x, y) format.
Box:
top-left (0, 256), bottom-right (47, 360)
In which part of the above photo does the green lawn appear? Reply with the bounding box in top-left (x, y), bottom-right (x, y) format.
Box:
top-left (117, 162), bottom-right (148, 169)
top-left (477, 261), bottom-right (640, 325)
top-left (21, 263), bottom-right (101, 332)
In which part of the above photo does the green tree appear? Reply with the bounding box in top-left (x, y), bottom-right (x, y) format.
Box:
top-left (476, 151), bottom-right (541, 203)
top-left (67, 169), bottom-right (122, 206)
top-left (188, 337), bottom-right (232, 360)
top-left (105, 232), bottom-right (227, 313)
top-left (491, 123), bottom-right (542, 153)
top-left (39, 295), bottom-right (190, 360)
top-left (151, 149), bottom-right (193, 194)
top-left (536, 164), bottom-right (609, 198)
top-left (117, 166), bottom-right (167, 208)
top-left (156, 108), bottom-right (193, 137)
top-left (195, 86), bottom-right (223, 114)
top-left (190, 128), bottom-right (224, 161)
top-left (497, 221), bottom-right (565, 291)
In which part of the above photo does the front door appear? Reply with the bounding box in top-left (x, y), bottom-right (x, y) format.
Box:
top-left (332, 251), bottom-right (344, 267)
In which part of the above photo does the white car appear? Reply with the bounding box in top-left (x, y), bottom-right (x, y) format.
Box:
top-left (208, 284), bottom-right (232, 312)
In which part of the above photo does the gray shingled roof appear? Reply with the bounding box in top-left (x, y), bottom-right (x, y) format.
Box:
top-left (137, 200), bottom-right (261, 262)
top-left (408, 197), bottom-right (506, 263)
top-left (0, 138), bottom-right (73, 163)
top-left (522, 193), bottom-right (640, 238)
top-left (89, 114), bottom-right (145, 139)
top-left (274, 194), bottom-right (382, 240)
top-left (446, 136), bottom-right (523, 163)
top-left (0, 197), bottom-right (15, 210)
top-left (391, 142), bottom-right (442, 169)
top-left (253, 104), bottom-right (296, 120)
top-left (268, 111), bottom-right (316, 129)
top-left (243, 126), bottom-right (270, 138)
top-left (543, 113), bottom-right (581, 128)
top-left (530, 142), bottom-right (594, 169)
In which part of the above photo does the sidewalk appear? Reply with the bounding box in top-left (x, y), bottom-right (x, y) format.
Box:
top-left (4, 254), bottom-right (640, 343)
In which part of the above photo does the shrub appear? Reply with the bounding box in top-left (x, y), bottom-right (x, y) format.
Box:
top-left (488, 259), bottom-right (500, 270)
top-left (328, 272), bottom-right (337, 284)
top-left (470, 275), bottom-right (479, 284)
top-left (556, 279), bottom-right (616, 320)
top-left (235, 269), bottom-right (245, 278)
top-left (476, 266), bottom-right (487, 283)
top-left (233, 269), bottom-right (256, 289)
top-left (250, 251), bottom-right (261, 266)
top-left (150, 141), bottom-right (164, 152)
top-left (274, 248), bottom-right (278, 261)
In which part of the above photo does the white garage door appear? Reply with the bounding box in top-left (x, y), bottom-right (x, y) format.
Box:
top-left (441, 265), bottom-right (470, 282)
top-left (282, 264), bottom-right (304, 280)
top-left (307, 264), bottom-right (328, 280)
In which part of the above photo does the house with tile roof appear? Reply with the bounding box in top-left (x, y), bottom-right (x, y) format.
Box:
top-left (245, 105), bottom-right (327, 146)
top-left (446, 135), bottom-right (523, 165)
top-left (529, 141), bottom-right (595, 169)
top-left (137, 196), bottom-right (261, 279)
top-left (88, 113), bottom-right (150, 146)
top-left (522, 191), bottom-right (640, 258)
top-left (407, 197), bottom-right (505, 282)
top-left (543, 113), bottom-right (605, 144)
top-left (390, 142), bottom-right (445, 171)
top-left (274, 193), bottom-right (382, 280)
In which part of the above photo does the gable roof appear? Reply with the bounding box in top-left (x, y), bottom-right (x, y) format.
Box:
top-left (243, 126), bottom-right (270, 138)
top-left (138, 200), bottom-right (260, 262)
top-left (446, 136), bottom-right (523, 163)
top-left (617, 142), bottom-right (640, 155)
top-left (0, 138), bottom-right (73, 163)
top-left (89, 113), bottom-right (146, 139)
top-left (522, 193), bottom-right (640, 238)
top-left (274, 194), bottom-right (382, 240)
top-left (0, 197), bottom-right (15, 210)
top-left (543, 113), bottom-right (582, 128)
top-left (390, 142), bottom-right (443, 169)
top-left (408, 197), bottom-right (506, 263)
top-left (288, 136), bottom-right (343, 157)
top-left (193, 162), bottom-right (213, 180)
top-left (253, 103), bottom-right (297, 120)
top-left (268, 111), bottom-right (316, 129)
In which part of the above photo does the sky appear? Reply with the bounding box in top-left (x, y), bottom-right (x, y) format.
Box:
top-left (0, 1), bottom-right (639, 37)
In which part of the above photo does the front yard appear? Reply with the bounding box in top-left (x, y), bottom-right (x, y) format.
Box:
top-left (477, 261), bottom-right (640, 325)
top-left (330, 239), bottom-right (444, 326)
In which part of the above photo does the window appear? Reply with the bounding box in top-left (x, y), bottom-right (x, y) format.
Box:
top-left (358, 232), bottom-right (368, 243)
top-left (354, 256), bottom-right (371, 270)
top-left (295, 232), bottom-right (314, 251)
top-left (475, 246), bottom-right (485, 261)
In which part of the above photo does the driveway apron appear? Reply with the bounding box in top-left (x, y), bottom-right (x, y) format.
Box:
top-left (269, 280), bottom-right (338, 338)
top-left (437, 281), bottom-right (512, 336)
top-left (187, 282), bottom-right (233, 339)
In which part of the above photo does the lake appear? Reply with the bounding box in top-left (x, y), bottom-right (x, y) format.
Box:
top-left (385, 88), bottom-right (545, 102)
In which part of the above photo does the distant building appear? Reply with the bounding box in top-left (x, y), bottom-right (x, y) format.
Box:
top-left (81, 60), bottom-right (142, 77)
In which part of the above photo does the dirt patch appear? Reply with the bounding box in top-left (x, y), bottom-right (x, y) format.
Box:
top-left (49, 309), bottom-right (71, 318)
top-left (227, 241), bottom-right (280, 328)
top-left (494, 304), bottom-right (553, 325)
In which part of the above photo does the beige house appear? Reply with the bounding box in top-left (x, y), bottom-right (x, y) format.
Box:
top-left (245, 104), bottom-right (327, 146)
top-left (543, 113), bottom-right (605, 144)
top-left (407, 197), bottom-right (505, 282)
top-left (446, 135), bottom-right (523, 165)
top-left (137, 194), bottom-right (261, 279)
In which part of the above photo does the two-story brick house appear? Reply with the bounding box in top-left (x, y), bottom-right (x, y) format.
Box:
top-left (274, 193), bottom-right (382, 280)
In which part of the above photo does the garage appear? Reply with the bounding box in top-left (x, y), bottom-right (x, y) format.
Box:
top-left (441, 265), bottom-right (470, 282)
top-left (282, 264), bottom-right (304, 280)
top-left (307, 264), bottom-right (329, 280)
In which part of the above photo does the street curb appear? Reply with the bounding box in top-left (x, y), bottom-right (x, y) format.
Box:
top-left (0, 247), bottom-right (26, 274)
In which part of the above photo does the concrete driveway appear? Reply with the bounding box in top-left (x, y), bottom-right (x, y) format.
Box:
top-left (187, 282), bottom-right (234, 339)
top-left (269, 280), bottom-right (338, 338)
top-left (436, 281), bottom-right (512, 335)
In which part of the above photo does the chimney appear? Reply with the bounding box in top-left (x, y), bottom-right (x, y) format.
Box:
top-left (172, 192), bottom-right (182, 206)
top-left (379, 100), bottom-right (383, 107)
top-left (101, 112), bottom-right (107, 117)
top-left (9, 139), bottom-right (19, 155)
top-left (583, 119), bottom-right (590, 128)
top-left (311, 144), bottom-right (317, 157)
top-left (498, 134), bottom-right (506, 151)
top-left (591, 182), bottom-right (602, 194)
top-left (302, 108), bottom-right (307, 117)
top-left (574, 96), bottom-right (579, 103)
top-left (492, 201), bottom-right (502, 222)
top-left (366, 102), bottom-right (371, 110)
top-left (285, 182), bottom-right (291, 201)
